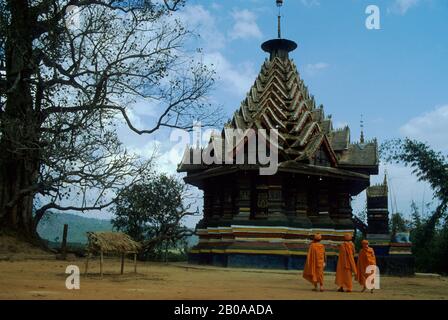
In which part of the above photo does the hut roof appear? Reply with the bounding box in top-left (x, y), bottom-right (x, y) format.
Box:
top-left (86, 231), bottom-right (141, 253)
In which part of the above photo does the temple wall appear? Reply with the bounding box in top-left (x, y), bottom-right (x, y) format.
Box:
top-left (193, 174), bottom-right (357, 263)
top-left (188, 173), bottom-right (417, 273)
top-left (201, 174), bottom-right (355, 229)
top-left (190, 225), bottom-right (354, 271)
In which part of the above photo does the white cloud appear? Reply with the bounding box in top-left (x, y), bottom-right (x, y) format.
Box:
top-left (304, 62), bottom-right (329, 76)
top-left (301, 0), bottom-right (320, 7)
top-left (128, 99), bottom-right (162, 118)
top-left (176, 4), bottom-right (226, 50)
top-left (204, 52), bottom-right (257, 96)
top-left (127, 139), bottom-right (183, 174)
top-left (175, 5), bottom-right (258, 98)
top-left (229, 9), bottom-right (263, 41)
top-left (399, 105), bottom-right (448, 151)
top-left (389, 0), bottom-right (420, 15)
top-left (210, 2), bottom-right (223, 11)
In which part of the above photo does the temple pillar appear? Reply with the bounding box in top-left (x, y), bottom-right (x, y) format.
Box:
top-left (196, 187), bottom-right (213, 229)
top-left (222, 185), bottom-right (234, 220)
top-left (306, 177), bottom-right (319, 224)
top-left (294, 187), bottom-right (312, 227)
top-left (211, 188), bottom-right (222, 220)
top-left (284, 187), bottom-right (296, 218)
top-left (234, 178), bottom-right (251, 221)
top-left (267, 185), bottom-right (287, 221)
top-left (333, 192), bottom-right (354, 229)
top-left (255, 185), bottom-right (269, 219)
top-left (203, 189), bottom-right (213, 221)
top-left (317, 188), bottom-right (335, 227)
top-left (309, 180), bottom-right (335, 228)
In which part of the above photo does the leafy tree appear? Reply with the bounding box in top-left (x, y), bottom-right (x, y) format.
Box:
top-left (112, 172), bottom-right (197, 257)
top-left (390, 212), bottom-right (410, 236)
top-left (433, 222), bottom-right (448, 273)
top-left (409, 200), bottom-right (422, 229)
top-left (0, 0), bottom-right (220, 240)
top-left (382, 138), bottom-right (447, 233)
top-left (355, 208), bottom-right (367, 225)
top-left (382, 138), bottom-right (448, 273)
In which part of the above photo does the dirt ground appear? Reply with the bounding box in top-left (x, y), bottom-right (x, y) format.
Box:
top-left (0, 256), bottom-right (447, 300)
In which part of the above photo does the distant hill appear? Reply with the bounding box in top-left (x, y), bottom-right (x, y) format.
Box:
top-left (37, 212), bottom-right (113, 244)
top-left (37, 212), bottom-right (199, 248)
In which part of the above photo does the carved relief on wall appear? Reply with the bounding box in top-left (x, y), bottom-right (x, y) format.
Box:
top-left (296, 192), bottom-right (307, 207)
top-left (257, 192), bottom-right (268, 208)
top-left (255, 186), bottom-right (269, 218)
top-left (268, 189), bottom-right (282, 201)
top-left (239, 189), bottom-right (250, 201)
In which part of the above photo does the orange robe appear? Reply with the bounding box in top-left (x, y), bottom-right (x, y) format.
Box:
top-left (335, 241), bottom-right (357, 291)
top-left (356, 247), bottom-right (376, 287)
top-left (303, 242), bottom-right (325, 285)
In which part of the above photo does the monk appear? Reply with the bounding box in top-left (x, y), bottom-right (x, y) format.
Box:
top-left (357, 240), bottom-right (377, 293)
top-left (335, 233), bottom-right (357, 292)
top-left (303, 233), bottom-right (326, 292)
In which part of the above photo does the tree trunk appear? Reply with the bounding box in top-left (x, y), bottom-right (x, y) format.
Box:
top-left (0, 159), bottom-right (38, 238)
top-left (0, 0), bottom-right (40, 240)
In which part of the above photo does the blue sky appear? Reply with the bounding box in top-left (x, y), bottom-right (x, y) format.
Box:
top-left (179, 0), bottom-right (448, 142)
top-left (109, 0), bottom-right (448, 225)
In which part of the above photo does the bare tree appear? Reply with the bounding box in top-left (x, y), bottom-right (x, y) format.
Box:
top-left (0, 0), bottom-right (220, 239)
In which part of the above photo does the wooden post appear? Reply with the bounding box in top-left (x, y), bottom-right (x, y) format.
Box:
top-left (164, 241), bottom-right (168, 263)
top-left (100, 250), bottom-right (103, 277)
top-left (84, 252), bottom-right (90, 275)
top-left (133, 253), bottom-right (137, 274)
top-left (120, 253), bottom-right (125, 275)
top-left (61, 224), bottom-right (68, 260)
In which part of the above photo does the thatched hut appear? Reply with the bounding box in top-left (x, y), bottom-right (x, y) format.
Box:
top-left (85, 231), bottom-right (141, 276)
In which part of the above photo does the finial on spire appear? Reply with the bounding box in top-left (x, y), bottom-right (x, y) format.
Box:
top-left (261, 0), bottom-right (297, 60)
top-left (360, 114), bottom-right (365, 144)
top-left (276, 0), bottom-right (283, 38)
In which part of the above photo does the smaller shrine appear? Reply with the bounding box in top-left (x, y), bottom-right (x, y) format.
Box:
top-left (366, 177), bottom-right (414, 275)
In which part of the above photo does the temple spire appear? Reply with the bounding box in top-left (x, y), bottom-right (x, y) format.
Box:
top-left (277, 0), bottom-right (283, 38)
top-left (360, 114), bottom-right (365, 144)
top-left (261, 0), bottom-right (297, 60)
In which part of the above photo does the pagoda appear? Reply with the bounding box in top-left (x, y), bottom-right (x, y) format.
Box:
top-left (178, 1), bottom-right (379, 270)
top-left (366, 176), bottom-right (414, 274)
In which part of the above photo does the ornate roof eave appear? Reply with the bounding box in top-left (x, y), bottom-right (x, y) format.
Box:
top-left (183, 162), bottom-right (370, 193)
top-left (338, 164), bottom-right (379, 175)
top-left (295, 133), bottom-right (339, 167)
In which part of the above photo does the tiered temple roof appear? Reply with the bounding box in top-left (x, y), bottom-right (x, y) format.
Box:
top-left (180, 51), bottom-right (378, 175)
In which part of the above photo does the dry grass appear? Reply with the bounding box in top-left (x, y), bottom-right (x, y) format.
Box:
top-left (86, 232), bottom-right (141, 254)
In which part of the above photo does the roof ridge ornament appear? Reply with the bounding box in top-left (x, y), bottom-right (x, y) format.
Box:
top-left (360, 114), bottom-right (365, 144)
